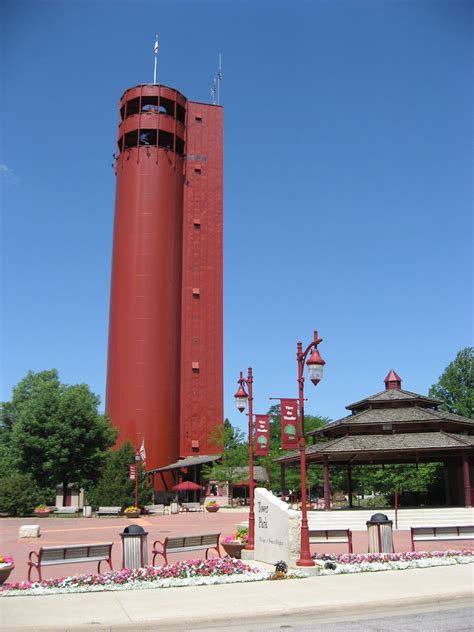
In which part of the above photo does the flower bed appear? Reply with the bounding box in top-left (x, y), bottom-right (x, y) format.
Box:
top-left (313, 549), bottom-right (474, 575)
top-left (0, 558), bottom-right (285, 596)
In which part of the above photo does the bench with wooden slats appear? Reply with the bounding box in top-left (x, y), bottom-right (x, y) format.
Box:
top-left (96, 506), bottom-right (121, 517)
top-left (54, 506), bottom-right (79, 515)
top-left (180, 502), bottom-right (204, 513)
top-left (410, 525), bottom-right (474, 551)
top-left (28, 543), bottom-right (113, 581)
top-left (152, 533), bottom-right (221, 565)
top-left (309, 529), bottom-right (353, 553)
top-left (144, 504), bottom-right (169, 515)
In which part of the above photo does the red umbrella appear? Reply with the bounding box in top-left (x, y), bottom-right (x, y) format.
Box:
top-left (172, 481), bottom-right (204, 491)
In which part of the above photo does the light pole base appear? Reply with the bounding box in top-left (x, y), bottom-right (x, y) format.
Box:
top-left (241, 548), bottom-right (254, 560)
top-left (296, 558), bottom-right (316, 567)
top-left (293, 562), bottom-right (320, 575)
top-left (243, 544), bottom-right (254, 551)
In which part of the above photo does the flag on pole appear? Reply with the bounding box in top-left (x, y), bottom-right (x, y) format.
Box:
top-left (154, 34), bottom-right (159, 56)
top-left (139, 438), bottom-right (146, 464)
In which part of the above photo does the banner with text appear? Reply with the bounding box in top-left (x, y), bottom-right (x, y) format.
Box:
top-left (255, 415), bottom-right (270, 456)
top-left (280, 399), bottom-right (299, 449)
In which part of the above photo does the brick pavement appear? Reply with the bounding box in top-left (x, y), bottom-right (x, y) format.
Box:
top-left (1, 510), bottom-right (472, 584)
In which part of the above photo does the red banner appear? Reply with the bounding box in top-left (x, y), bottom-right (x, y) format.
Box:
top-left (255, 415), bottom-right (270, 456)
top-left (281, 399), bottom-right (299, 449)
top-left (129, 465), bottom-right (136, 480)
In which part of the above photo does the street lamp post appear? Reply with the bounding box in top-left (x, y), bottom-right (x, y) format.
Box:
top-left (234, 368), bottom-right (255, 550)
top-left (296, 330), bottom-right (326, 567)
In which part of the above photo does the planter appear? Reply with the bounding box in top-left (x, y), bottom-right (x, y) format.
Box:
top-left (222, 542), bottom-right (245, 558)
top-left (0, 565), bottom-right (14, 585)
top-left (206, 506), bottom-right (220, 513)
top-left (125, 511), bottom-right (140, 518)
top-left (34, 510), bottom-right (51, 518)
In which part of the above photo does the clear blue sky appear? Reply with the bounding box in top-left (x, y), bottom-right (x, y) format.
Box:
top-left (2, 0), bottom-right (472, 435)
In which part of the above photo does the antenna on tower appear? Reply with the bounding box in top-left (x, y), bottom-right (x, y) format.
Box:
top-left (210, 54), bottom-right (223, 105)
top-left (153, 34), bottom-right (159, 84)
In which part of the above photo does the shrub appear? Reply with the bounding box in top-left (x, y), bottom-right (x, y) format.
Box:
top-left (0, 473), bottom-right (43, 516)
top-left (357, 495), bottom-right (390, 509)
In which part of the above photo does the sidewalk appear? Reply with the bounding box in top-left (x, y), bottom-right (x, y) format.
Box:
top-left (1, 563), bottom-right (472, 631)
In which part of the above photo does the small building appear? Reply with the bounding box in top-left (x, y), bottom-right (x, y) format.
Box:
top-left (276, 371), bottom-right (474, 509)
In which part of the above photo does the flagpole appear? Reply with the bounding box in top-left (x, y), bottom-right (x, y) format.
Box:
top-left (153, 34), bottom-right (159, 84)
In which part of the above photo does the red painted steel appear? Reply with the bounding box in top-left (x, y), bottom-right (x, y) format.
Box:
top-left (106, 84), bottom-right (223, 486)
top-left (180, 102), bottom-right (223, 457)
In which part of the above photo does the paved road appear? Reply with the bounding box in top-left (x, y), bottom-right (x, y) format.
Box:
top-left (192, 601), bottom-right (474, 631)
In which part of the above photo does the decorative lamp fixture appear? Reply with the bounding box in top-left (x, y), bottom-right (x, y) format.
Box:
top-left (306, 346), bottom-right (325, 385)
top-left (234, 375), bottom-right (248, 412)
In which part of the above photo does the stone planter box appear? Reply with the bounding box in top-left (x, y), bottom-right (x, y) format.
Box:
top-left (205, 506), bottom-right (220, 513)
top-left (0, 565), bottom-right (14, 584)
top-left (125, 511), bottom-right (140, 518)
top-left (222, 542), bottom-right (245, 558)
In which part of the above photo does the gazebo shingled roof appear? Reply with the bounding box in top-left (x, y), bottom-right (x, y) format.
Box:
top-left (274, 371), bottom-right (474, 508)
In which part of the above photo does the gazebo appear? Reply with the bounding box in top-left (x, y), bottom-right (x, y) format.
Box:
top-left (276, 370), bottom-right (474, 509)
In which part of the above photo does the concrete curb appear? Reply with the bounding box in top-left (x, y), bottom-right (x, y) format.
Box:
top-left (2, 564), bottom-right (473, 631)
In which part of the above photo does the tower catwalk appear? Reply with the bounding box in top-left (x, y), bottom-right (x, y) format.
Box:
top-left (106, 84), bottom-right (223, 487)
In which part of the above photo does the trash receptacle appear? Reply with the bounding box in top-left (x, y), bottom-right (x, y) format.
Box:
top-left (170, 501), bottom-right (179, 514)
top-left (367, 513), bottom-right (393, 553)
top-left (83, 506), bottom-right (92, 518)
top-left (120, 524), bottom-right (148, 569)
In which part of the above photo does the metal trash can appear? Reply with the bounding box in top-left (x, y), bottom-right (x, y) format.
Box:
top-left (83, 506), bottom-right (92, 518)
top-left (170, 501), bottom-right (179, 514)
top-left (367, 513), bottom-right (393, 553)
top-left (120, 524), bottom-right (148, 569)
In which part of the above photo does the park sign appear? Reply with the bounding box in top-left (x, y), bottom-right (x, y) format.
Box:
top-left (129, 465), bottom-right (136, 481)
top-left (254, 488), bottom-right (301, 565)
top-left (280, 399), bottom-right (299, 449)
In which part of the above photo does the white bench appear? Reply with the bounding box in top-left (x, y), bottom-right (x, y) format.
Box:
top-left (97, 506), bottom-right (122, 517)
top-left (54, 507), bottom-right (79, 516)
top-left (309, 529), bottom-right (353, 553)
top-left (28, 543), bottom-right (113, 581)
top-left (181, 502), bottom-right (204, 512)
top-left (410, 525), bottom-right (474, 551)
top-left (145, 504), bottom-right (169, 515)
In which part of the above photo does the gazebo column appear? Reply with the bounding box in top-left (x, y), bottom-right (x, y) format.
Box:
top-left (462, 453), bottom-right (472, 508)
top-left (347, 463), bottom-right (353, 508)
top-left (323, 456), bottom-right (331, 511)
top-left (280, 463), bottom-right (286, 498)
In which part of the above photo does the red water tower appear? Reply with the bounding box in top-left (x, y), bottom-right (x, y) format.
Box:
top-left (106, 84), bottom-right (223, 486)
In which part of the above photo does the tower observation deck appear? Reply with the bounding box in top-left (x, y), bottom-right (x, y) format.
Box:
top-left (106, 83), bottom-right (223, 487)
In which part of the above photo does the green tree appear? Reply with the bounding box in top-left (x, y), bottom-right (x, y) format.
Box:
top-left (2, 370), bottom-right (118, 504)
top-left (429, 348), bottom-right (474, 418)
top-left (86, 441), bottom-right (152, 508)
top-left (0, 473), bottom-right (43, 516)
top-left (203, 420), bottom-right (248, 505)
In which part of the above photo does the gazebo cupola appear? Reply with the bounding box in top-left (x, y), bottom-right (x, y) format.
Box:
top-left (384, 369), bottom-right (402, 390)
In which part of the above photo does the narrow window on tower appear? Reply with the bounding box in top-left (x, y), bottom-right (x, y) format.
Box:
top-left (139, 129), bottom-right (157, 146)
top-left (125, 97), bottom-right (140, 118)
top-left (192, 362), bottom-right (200, 373)
top-left (159, 97), bottom-right (175, 118)
top-left (192, 288), bottom-right (200, 298)
top-left (123, 130), bottom-right (138, 150)
top-left (119, 105), bottom-right (126, 122)
top-left (193, 219), bottom-right (201, 228)
top-left (175, 136), bottom-right (185, 155)
top-left (117, 136), bottom-right (123, 155)
top-left (176, 104), bottom-right (186, 124)
top-left (158, 130), bottom-right (174, 151)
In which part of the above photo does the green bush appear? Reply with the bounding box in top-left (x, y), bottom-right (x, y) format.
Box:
top-left (0, 473), bottom-right (43, 516)
top-left (357, 495), bottom-right (390, 509)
